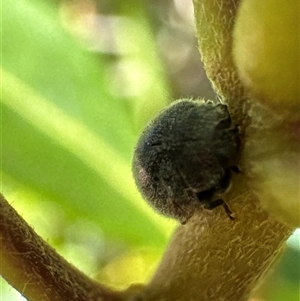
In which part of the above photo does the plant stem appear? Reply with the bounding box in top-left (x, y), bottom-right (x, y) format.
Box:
top-left (132, 175), bottom-right (291, 301)
top-left (0, 193), bottom-right (123, 301)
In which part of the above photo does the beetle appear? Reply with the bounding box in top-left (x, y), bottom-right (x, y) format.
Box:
top-left (132, 99), bottom-right (240, 224)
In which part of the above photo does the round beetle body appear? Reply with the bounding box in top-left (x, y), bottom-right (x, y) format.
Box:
top-left (132, 99), bottom-right (240, 224)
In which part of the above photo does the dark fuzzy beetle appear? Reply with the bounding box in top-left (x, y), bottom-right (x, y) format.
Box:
top-left (132, 99), bottom-right (240, 224)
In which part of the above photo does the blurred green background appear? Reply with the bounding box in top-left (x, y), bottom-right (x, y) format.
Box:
top-left (1, 0), bottom-right (299, 300)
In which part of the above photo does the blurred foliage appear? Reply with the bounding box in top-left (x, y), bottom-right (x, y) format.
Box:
top-left (0, 0), bottom-right (299, 300)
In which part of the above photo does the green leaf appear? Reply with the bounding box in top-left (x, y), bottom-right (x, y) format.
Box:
top-left (1, 0), bottom-right (175, 250)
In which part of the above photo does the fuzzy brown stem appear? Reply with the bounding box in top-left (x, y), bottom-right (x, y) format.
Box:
top-left (132, 174), bottom-right (291, 301)
top-left (0, 193), bottom-right (124, 301)
top-left (192, 0), bottom-right (248, 127)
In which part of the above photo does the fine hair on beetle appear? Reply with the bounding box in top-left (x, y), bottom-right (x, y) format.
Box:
top-left (132, 99), bottom-right (240, 224)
